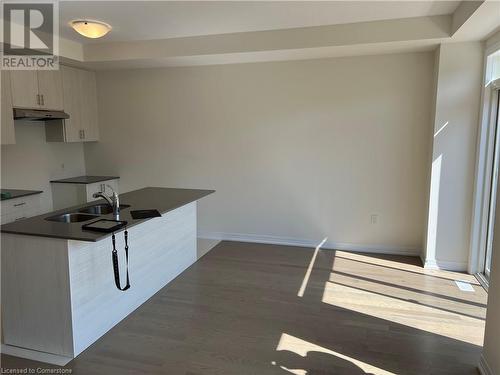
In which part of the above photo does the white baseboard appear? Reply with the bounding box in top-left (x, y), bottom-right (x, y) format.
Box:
top-left (478, 354), bottom-right (493, 375)
top-left (198, 231), bottom-right (421, 256)
top-left (421, 257), bottom-right (468, 272)
top-left (1, 344), bottom-right (72, 366)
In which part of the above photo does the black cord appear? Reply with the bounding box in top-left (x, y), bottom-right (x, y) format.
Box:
top-left (112, 230), bottom-right (131, 291)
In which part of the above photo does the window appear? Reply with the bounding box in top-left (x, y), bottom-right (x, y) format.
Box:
top-left (469, 45), bottom-right (500, 288)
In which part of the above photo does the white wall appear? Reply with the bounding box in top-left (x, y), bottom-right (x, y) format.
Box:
top-left (1, 121), bottom-right (86, 213)
top-left (85, 52), bottom-right (434, 252)
top-left (423, 42), bottom-right (483, 271)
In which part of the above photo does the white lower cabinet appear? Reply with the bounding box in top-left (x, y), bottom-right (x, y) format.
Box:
top-left (1, 195), bottom-right (41, 224)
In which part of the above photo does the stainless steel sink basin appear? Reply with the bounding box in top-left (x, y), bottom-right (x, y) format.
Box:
top-left (45, 213), bottom-right (99, 223)
top-left (78, 204), bottom-right (130, 215)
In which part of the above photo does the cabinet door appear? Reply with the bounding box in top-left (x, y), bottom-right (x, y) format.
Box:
top-left (37, 70), bottom-right (64, 110)
top-left (79, 69), bottom-right (99, 141)
top-left (10, 70), bottom-right (39, 109)
top-left (0, 195), bottom-right (41, 223)
top-left (1, 71), bottom-right (16, 144)
top-left (60, 66), bottom-right (81, 142)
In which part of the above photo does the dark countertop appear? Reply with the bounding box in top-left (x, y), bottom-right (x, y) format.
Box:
top-left (50, 176), bottom-right (120, 184)
top-left (1, 189), bottom-right (43, 201)
top-left (1, 187), bottom-right (214, 242)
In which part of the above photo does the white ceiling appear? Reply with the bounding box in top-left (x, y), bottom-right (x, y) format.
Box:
top-left (54, 1), bottom-right (500, 70)
top-left (60, 1), bottom-right (461, 43)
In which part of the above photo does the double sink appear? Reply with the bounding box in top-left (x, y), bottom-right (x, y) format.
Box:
top-left (45, 203), bottom-right (130, 223)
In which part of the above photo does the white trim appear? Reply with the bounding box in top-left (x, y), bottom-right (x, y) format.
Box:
top-left (476, 272), bottom-right (489, 291)
top-left (478, 354), bottom-right (493, 375)
top-left (0, 344), bottom-right (72, 366)
top-left (468, 52), bottom-right (488, 274)
top-left (490, 78), bottom-right (500, 89)
top-left (421, 257), bottom-right (468, 272)
top-left (198, 231), bottom-right (421, 256)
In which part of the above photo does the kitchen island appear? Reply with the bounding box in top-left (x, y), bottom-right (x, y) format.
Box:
top-left (1, 187), bottom-right (214, 365)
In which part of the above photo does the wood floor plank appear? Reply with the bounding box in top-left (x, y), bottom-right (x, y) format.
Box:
top-left (1, 241), bottom-right (486, 374)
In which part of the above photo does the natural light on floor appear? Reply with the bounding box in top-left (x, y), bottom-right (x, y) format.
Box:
top-left (297, 237), bottom-right (328, 297)
top-left (322, 251), bottom-right (487, 346)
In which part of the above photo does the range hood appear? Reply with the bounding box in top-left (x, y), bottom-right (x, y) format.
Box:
top-left (14, 108), bottom-right (70, 121)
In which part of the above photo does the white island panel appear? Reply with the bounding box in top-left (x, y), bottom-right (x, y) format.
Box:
top-left (1, 201), bottom-right (197, 362)
top-left (1, 234), bottom-right (74, 357)
top-left (69, 201), bottom-right (197, 355)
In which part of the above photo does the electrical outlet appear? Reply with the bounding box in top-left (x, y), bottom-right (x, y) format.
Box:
top-left (370, 214), bottom-right (378, 224)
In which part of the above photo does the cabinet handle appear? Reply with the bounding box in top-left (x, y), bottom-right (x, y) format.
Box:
top-left (41, 94), bottom-right (45, 106)
top-left (14, 202), bottom-right (26, 207)
top-left (82, 129), bottom-right (85, 139)
top-left (36, 94), bottom-right (40, 105)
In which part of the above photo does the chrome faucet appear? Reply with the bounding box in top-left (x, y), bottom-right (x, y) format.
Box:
top-left (93, 185), bottom-right (120, 219)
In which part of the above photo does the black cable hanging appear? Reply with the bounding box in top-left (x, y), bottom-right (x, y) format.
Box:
top-left (112, 230), bottom-right (131, 291)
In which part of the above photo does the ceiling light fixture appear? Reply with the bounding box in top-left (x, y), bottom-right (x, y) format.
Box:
top-left (70, 20), bottom-right (112, 39)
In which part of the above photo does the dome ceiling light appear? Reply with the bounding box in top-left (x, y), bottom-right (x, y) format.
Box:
top-left (70, 20), bottom-right (112, 39)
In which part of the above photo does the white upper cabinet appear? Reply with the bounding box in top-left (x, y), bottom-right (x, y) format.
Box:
top-left (60, 66), bottom-right (82, 142)
top-left (10, 70), bottom-right (39, 109)
top-left (1, 71), bottom-right (16, 145)
top-left (10, 69), bottom-right (63, 110)
top-left (9, 66), bottom-right (99, 143)
top-left (53, 65), bottom-right (99, 142)
top-left (79, 69), bottom-right (99, 141)
top-left (37, 70), bottom-right (64, 110)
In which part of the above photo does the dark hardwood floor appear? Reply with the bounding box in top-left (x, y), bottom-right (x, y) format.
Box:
top-left (1, 241), bottom-right (487, 374)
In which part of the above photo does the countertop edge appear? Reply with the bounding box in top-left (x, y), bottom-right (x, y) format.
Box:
top-left (1, 190), bottom-right (43, 201)
top-left (50, 176), bottom-right (120, 184)
top-left (0, 230), bottom-right (94, 242)
top-left (1, 188), bottom-right (215, 242)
